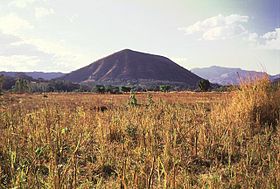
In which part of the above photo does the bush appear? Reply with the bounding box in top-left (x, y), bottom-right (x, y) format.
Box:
top-left (198, 79), bottom-right (210, 91)
top-left (105, 85), bottom-right (120, 94)
top-left (119, 86), bottom-right (131, 93)
top-left (128, 92), bottom-right (138, 107)
top-left (92, 85), bottom-right (106, 93)
top-left (47, 80), bottom-right (80, 92)
top-left (159, 85), bottom-right (171, 92)
top-left (14, 78), bottom-right (31, 93)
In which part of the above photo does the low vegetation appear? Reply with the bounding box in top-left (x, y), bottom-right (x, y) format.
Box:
top-left (198, 79), bottom-right (211, 92)
top-left (0, 77), bottom-right (279, 188)
top-left (0, 74), bottom-right (185, 93)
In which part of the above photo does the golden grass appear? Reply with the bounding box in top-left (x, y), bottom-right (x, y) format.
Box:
top-left (0, 78), bottom-right (279, 188)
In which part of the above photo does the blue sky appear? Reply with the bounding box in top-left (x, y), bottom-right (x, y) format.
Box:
top-left (0, 0), bottom-right (279, 74)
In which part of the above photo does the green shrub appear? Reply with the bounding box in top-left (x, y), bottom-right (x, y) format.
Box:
top-left (198, 79), bottom-right (210, 92)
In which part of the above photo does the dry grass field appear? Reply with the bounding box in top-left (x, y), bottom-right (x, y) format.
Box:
top-left (0, 78), bottom-right (280, 188)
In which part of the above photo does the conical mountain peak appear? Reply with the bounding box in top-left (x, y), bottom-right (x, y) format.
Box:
top-left (60, 49), bottom-right (202, 88)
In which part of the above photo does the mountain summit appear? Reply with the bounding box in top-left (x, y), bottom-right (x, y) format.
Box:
top-left (191, 66), bottom-right (269, 85)
top-left (60, 49), bottom-right (202, 88)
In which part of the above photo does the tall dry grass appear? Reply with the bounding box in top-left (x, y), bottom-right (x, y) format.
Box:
top-left (0, 77), bottom-right (279, 188)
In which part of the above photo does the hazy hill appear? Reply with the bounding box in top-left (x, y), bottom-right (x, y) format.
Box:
top-left (191, 66), bottom-right (273, 85)
top-left (60, 49), bottom-right (203, 88)
top-left (273, 77), bottom-right (280, 84)
top-left (271, 74), bottom-right (280, 81)
top-left (0, 71), bottom-right (65, 80)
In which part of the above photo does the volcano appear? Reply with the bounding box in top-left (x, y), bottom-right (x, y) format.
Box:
top-left (60, 49), bottom-right (202, 88)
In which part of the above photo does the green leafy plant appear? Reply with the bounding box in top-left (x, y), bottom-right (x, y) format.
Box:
top-left (128, 92), bottom-right (138, 106)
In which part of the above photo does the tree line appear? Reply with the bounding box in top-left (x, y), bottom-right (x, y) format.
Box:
top-left (0, 74), bottom-right (212, 94)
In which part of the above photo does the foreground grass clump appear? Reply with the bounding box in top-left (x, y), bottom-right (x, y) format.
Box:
top-left (0, 79), bottom-right (279, 188)
top-left (209, 76), bottom-right (280, 188)
top-left (215, 76), bottom-right (279, 127)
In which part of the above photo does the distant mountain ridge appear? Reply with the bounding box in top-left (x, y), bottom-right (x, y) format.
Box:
top-left (191, 66), bottom-right (280, 85)
top-left (271, 74), bottom-right (280, 81)
top-left (59, 49), bottom-right (203, 88)
top-left (0, 71), bottom-right (65, 80)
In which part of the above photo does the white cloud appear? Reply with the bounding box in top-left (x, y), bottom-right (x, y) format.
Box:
top-left (9, 0), bottom-right (37, 8)
top-left (179, 14), bottom-right (249, 40)
top-left (0, 13), bottom-right (33, 34)
top-left (19, 37), bottom-right (86, 63)
top-left (179, 14), bottom-right (280, 50)
top-left (263, 28), bottom-right (279, 40)
top-left (0, 10), bottom-right (89, 72)
top-left (203, 25), bottom-right (247, 40)
top-left (39, 40), bottom-right (90, 70)
top-left (0, 32), bottom-right (21, 45)
top-left (69, 14), bottom-right (79, 23)
top-left (0, 30), bottom-right (92, 72)
top-left (247, 32), bottom-right (259, 42)
top-left (0, 55), bottom-right (40, 71)
top-left (261, 28), bottom-right (280, 50)
top-left (35, 7), bottom-right (54, 19)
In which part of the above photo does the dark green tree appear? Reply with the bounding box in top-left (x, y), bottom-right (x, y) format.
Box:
top-left (0, 75), bottom-right (4, 93)
top-left (119, 86), bottom-right (131, 93)
top-left (47, 80), bottom-right (79, 92)
top-left (159, 85), bottom-right (171, 92)
top-left (106, 85), bottom-right (120, 94)
top-left (30, 82), bottom-right (48, 92)
top-left (92, 85), bottom-right (106, 93)
top-left (14, 78), bottom-right (30, 93)
top-left (198, 79), bottom-right (211, 92)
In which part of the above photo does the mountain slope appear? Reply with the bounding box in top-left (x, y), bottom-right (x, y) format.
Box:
top-left (191, 66), bottom-right (269, 85)
top-left (60, 49), bottom-right (202, 88)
